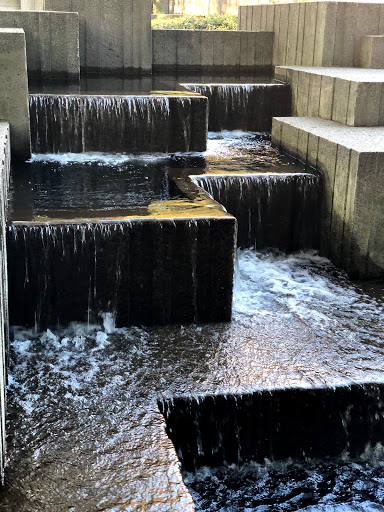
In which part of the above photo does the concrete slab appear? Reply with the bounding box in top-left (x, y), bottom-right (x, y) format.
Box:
top-left (276, 66), bottom-right (384, 127)
top-left (272, 116), bottom-right (384, 278)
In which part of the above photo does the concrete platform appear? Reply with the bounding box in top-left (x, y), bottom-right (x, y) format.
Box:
top-left (276, 66), bottom-right (384, 127)
top-left (272, 116), bottom-right (384, 278)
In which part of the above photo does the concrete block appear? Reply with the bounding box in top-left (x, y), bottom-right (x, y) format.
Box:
top-left (354, 3), bottom-right (381, 66)
top-left (185, 29), bottom-right (201, 69)
top-left (302, 3), bottom-right (317, 66)
top-left (213, 30), bottom-right (225, 70)
top-left (361, 36), bottom-right (384, 69)
top-left (252, 5), bottom-right (261, 31)
top-left (286, 4), bottom-right (299, 66)
top-left (223, 31), bottom-right (240, 71)
top-left (272, 4), bottom-right (281, 64)
top-left (0, 29), bottom-right (30, 160)
top-left (321, 2), bottom-right (337, 66)
top-left (353, 82), bottom-right (382, 127)
top-left (297, 129), bottom-right (309, 164)
top-left (176, 30), bottom-right (187, 69)
top-left (332, 78), bottom-right (350, 125)
top-left (329, 144), bottom-right (351, 265)
top-left (200, 30), bottom-right (214, 68)
top-left (271, 117), bottom-right (282, 148)
top-left (307, 73), bottom-right (321, 118)
top-left (265, 5), bottom-right (274, 33)
top-left (271, 116), bottom-right (384, 278)
top-left (152, 29), bottom-right (177, 71)
top-left (296, 3), bottom-right (305, 66)
top-left (260, 5), bottom-right (267, 31)
top-left (280, 122), bottom-right (298, 156)
top-left (297, 71), bottom-right (310, 117)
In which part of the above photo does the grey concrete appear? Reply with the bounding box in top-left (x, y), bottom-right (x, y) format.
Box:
top-left (361, 35), bottom-right (384, 69)
top-left (0, 10), bottom-right (79, 80)
top-left (0, 122), bottom-right (10, 481)
top-left (0, 29), bottom-right (30, 160)
top-left (45, 0), bottom-right (152, 75)
top-left (0, 0), bottom-right (19, 8)
top-left (239, 2), bottom-right (384, 67)
top-left (276, 66), bottom-right (384, 127)
top-left (272, 116), bottom-right (384, 278)
top-left (153, 30), bottom-right (274, 72)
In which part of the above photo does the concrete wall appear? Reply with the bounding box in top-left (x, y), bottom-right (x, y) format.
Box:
top-left (239, 2), bottom-right (384, 67)
top-left (0, 122), bottom-right (10, 482)
top-left (272, 116), bottom-right (384, 279)
top-left (45, 0), bottom-right (152, 75)
top-left (153, 29), bottom-right (273, 72)
top-left (0, 29), bottom-right (30, 160)
top-left (0, 10), bottom-right (79, 80)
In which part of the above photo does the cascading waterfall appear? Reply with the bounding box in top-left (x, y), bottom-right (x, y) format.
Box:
top-left (29, 94), bottom-right (208, 154)
top-left (192, 173), bottom-right (322, 251)
top-left (7, 217), bottom-right (235, 329)
top-left (182, 83), bottom-right (290, 131)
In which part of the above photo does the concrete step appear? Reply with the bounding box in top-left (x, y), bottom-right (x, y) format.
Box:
top-left (276, 66), bottom-right (384, 127)
top-left (361, 35), bottom-right (384, 69)
top-left (272, 116), bottom-right (384, 279)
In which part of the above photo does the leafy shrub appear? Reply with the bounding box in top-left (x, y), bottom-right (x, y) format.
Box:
top-left (152, 14), bottom-right (238, 31)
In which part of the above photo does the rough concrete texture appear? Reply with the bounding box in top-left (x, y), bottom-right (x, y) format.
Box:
top-left (44, 0), bottom-right (152, 75)
top-left (361, 35), bottom-right (384, 69)
top-left (272, 116), bottom-right (384, 279)
top-left (0, 10), bottom-right (79, 80)
top-left (153, 29), bottom-right (273, 72)
top-left (276, 66), bottom-right (384, 127)
top-left (0, 29), bottom-right (30, 160)
top-left (0, 122), bottom-right (10, 481)
top-left (239, 2), bottom-right (384, 67)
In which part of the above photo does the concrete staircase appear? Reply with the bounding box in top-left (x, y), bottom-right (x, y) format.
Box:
top-left (273, 64), bottom-right (384, 279)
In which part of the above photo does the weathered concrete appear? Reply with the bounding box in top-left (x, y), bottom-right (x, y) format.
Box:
top-left (239, 2), bottom-right (384, 67)
top-left (276, 66), bottom-right (384, 127)
top-left (44, 0), bottom-right (152, 75)
top-left (361, 35), bottom-right (384, 69)
top-left (0, 122), bottom-right (10, 482)
top-left (0, 29), bottom-right (30, 160)
top-left (153, 29), bottom-right (273, 73)
top-left (0, 10), bottom-right (79, 81)
top-left (272, 116), bottom-right (384, 279)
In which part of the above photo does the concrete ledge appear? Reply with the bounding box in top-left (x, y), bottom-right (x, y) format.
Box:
top-left (153, 29), bottom-right (273, 73)
top-left (0, 29), bottom-right (30, 160)
top-left (272, 116), bottom-right (384, 278)
top-left (0, 10), bottom-right (80, 80)
top-left (276, 66), bottom-right (384, 127)
top-left (361, 35), bottom-right (384, 69)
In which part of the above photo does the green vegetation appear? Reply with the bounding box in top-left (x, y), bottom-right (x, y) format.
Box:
top-left (152, 14), bottom-right (238, 31)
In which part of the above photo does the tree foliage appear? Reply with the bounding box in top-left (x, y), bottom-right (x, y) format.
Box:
top-left (152, 14), bottom-right (238, 31)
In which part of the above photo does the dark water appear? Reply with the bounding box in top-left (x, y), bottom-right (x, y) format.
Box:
top-left (9, 132), bottom-right (308, 222)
